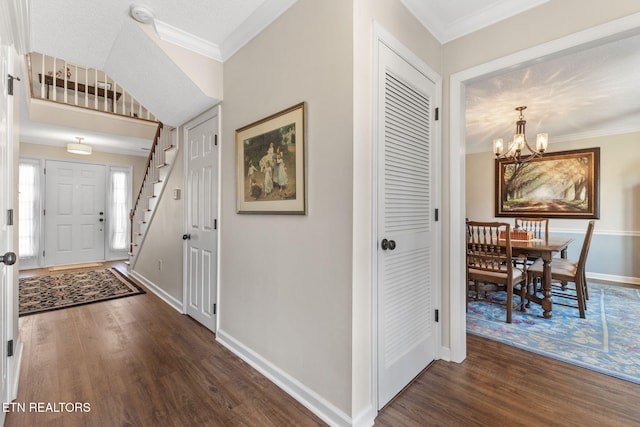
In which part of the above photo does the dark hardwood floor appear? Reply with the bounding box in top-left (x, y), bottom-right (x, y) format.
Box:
top-left (376, 333), bottom-right (640, 426)
top-left (8, 263), bottom-right (640, 426)
top-left (9, 263), bottom-right (325, 427)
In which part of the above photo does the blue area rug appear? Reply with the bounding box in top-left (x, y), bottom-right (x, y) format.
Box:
top-left (467, 282), bottom-right (640, 384)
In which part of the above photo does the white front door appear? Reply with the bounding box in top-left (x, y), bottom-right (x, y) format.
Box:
top-left (184, 110), bottom-right (218, 332)
top-left (44, 160), bottom-right (106, 266)
top-left (376, 42), bottom-right (439, 409)
top-left (0, 42), bottom-right (14, 424)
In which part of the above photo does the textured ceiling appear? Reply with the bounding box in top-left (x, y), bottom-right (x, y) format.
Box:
top-left (465, 33), bottom-right (640, 153)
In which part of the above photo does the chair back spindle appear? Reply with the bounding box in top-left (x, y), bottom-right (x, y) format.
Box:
top-left (515, 217), bottom-right (549, 239)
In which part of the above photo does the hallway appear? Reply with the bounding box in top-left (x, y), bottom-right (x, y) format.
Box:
top-left (7, 264), bottom-right (324, 426)
top-left (7, 263), bottom-right (640, 426)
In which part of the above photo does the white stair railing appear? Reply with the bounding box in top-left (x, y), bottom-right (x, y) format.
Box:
top-left (28, 52), bottom-right (157, 121)
top-left (128, 124), bottom-right (177, 267)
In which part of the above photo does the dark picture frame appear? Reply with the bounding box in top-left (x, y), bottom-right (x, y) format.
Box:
top-left (495, 147), bottom-right (600, 219)
top-left (236, 102), bottom-right (306, 214)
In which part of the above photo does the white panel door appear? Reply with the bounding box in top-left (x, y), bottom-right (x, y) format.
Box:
top-left (0, 42), bottom-right (13, 425)
top-left (377, 42), bottom-right (438, 409)
top-left (44, 160), bottom-right (106, 266)
top-left (185, 111), bottom-right (218, 332)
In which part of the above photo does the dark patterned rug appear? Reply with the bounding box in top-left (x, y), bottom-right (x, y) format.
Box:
top-left (19, 267), bottom-right (145, 316)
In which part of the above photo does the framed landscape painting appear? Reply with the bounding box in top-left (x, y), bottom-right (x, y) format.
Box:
top-left (495, 147), bottom-right (600, 219)
top-left (236, 102), bottom-right (306, 214)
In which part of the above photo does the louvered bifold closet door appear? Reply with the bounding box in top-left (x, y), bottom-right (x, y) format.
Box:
top-left (377, 43), bottom-right (437, 409)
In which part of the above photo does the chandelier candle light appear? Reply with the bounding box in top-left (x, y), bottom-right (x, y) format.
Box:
top-left (493, 106), bottom-right (548, 164)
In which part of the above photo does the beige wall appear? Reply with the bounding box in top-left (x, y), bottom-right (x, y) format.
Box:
top-left (220, 0), bottom-right (354, 416)
top-left (133, 144), bottom-right (184, 301)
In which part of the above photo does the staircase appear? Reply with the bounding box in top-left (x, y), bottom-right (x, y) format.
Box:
top-left (127, 123), bottom-right (177, 268)
top-left (26, 52), bottom-right (180, 269)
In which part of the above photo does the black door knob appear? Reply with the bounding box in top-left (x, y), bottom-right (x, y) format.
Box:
top-left (182, 234), bottom-right (191, 240)
top-left (0, 252), bottom-right (16, 266)
top-left (381, 239), bottom-right (397, 251)
top-left (381, 239), bottom-right (389, 250)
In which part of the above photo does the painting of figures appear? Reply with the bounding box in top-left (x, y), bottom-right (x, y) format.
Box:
top-left (236, 103), bottom-right (306, 214)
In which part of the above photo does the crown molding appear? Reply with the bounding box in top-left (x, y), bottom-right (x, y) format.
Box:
top-left (154, 19), bottom-right (222, 61)
top-left (443, 0), bottom-right (549, 43)
top-left (219, 0), bottom-right (298, 61)
top-left (152, 0), bottom-right (297, 62)
top-left (402, 0), bottom-right (549, 44)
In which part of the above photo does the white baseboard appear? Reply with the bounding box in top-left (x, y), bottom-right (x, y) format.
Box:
top-left (129, 270), bottom-right (184, 313)
top-left (216, 329), bottom-right (352, 427)
top-left (587, 272), bottom-right (640, 286)
top-left (439, 345), bottom-right (452, 362)
top-left (351, 405), bottom-right (376, 427)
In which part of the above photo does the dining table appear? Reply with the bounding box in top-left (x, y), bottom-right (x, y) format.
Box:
top-left (508, 236), bottom-right (574, 319)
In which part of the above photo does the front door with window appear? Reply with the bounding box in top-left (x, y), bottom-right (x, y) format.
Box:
top-left (44, 160), bottom-right (106, 266)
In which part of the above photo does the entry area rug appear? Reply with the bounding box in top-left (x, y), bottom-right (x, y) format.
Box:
top-left (467, 282), bottom-right (640, 384)
top-left (19, 268), bottom-right (145, 316)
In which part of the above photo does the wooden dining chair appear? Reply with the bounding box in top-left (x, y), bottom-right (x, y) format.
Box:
top-left (466, 221), bottom-right (528, 323)
top-left (528, 220), bottom-right (595, 319)
top-left (513, 217), bottom-right (550, 270)
top-left (515, 217), bottom-right (549, 239)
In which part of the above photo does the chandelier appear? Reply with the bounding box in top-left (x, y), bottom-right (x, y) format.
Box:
top-left (492, 106), bottom-right (548, 163)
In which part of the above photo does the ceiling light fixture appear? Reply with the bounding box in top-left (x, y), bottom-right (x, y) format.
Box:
top-left (492, 106), bottom-right (549, 164)
top-left (129, 4), bottom-right (155, 24)
top-left (67, 137), bottom-right (92, 155)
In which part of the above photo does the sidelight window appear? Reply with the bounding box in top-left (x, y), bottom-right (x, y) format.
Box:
top-left (108, 167), bottom-right (131, 252)
top-left (18, 159), bottom-right (41, 265)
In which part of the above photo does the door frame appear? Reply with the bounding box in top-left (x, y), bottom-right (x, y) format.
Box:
top-left (182, 105), bottom-right (221, 333)
top-left (372, 23), bottom-right (442, 411)
top-left (1, 39), bottom-right (20, 417)
top-left (21, 156), bottom-right (133, 269)
top-left (447, 12), bottom-right (640, 364)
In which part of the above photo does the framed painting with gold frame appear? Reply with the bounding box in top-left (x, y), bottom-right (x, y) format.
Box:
top-left (236, 102), bottom-right (306, 214)
top-left (496, 147), bottom-right (600, 219)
